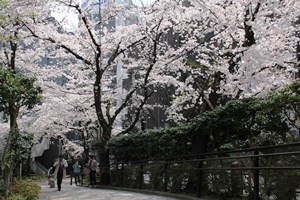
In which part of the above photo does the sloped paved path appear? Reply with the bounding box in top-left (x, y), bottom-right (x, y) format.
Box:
top-left (39, 178), bottom-right (176, 200)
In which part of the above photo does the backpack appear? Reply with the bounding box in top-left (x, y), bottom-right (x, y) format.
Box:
top-left (49, 166), bottom-right (55, 174)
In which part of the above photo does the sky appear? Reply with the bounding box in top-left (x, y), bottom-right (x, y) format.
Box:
top-left (80, 0), bottom-right (155, 7)
top-left (52, 0), bottom-right (155, 31)
top-left (132, 0), bottom-right (154, 6)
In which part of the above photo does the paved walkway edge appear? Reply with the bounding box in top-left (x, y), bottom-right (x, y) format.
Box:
top-left (85, 185), bottom-right (205, 200)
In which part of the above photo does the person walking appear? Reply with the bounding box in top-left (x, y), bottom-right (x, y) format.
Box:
top-left (47, 160), bottom-right (56, 188)
top-left (47, 163), bottom-right (55, 188)
top-left (72, 161), bottom-right (81, 185)
top-left (53, 154), bottom-right (68, 191)
top-left (87, 155), bottom-right (97, 188)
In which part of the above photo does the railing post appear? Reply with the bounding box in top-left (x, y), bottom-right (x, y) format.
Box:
top-left (164, 161), bottom-right (169, 192)
top-left (253, 149), bottom-right (259, 200)
top-left (120, 163), bottom-right (124, 187)
top-left (197, 161), bottom-right (203, 198)
top-left (139, 163), bottom-right (144, 189)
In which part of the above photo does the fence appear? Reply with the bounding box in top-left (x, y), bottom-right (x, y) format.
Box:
top-left (106, 142), bottom-right (300, 199)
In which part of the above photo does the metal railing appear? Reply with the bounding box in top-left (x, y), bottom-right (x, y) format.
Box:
top-left (105, 142), bottom-right (300, 199)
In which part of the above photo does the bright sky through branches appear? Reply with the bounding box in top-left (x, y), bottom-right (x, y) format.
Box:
top-left (52, 0), bottom-right (154, 31)
top-left (132, 0), bottom-right (154, 6)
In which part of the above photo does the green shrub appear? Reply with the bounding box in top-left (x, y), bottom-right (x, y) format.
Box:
top-left (0, 179), bottom-right (7, 199)
top-left (271, 171), bottom-right (300, 200)
top-left (168, 163), bottom-right (197, 193)
top-left (146, 164), bottom-right (165, 190)
top-left (7, 194), bottom-right (25, 200)
top-left (10, 178), bottom-right (41, 200)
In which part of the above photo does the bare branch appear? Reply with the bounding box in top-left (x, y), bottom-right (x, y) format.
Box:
top-left (24, 23), bottom-right (93, 66)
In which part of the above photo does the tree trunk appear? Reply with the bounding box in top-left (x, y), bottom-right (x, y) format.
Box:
top-left (1, 107), bottom-right (19, 197)
top-left (297, 39), bottom-right (300, 79)
top-left (95, 126), bottom-right (112, 185)
top-left (99, 147), bottom-right (110, 185)
top-left (185, 133), bottom-right (209, 194)
top-left (2, 107), bottom-right (18, 162)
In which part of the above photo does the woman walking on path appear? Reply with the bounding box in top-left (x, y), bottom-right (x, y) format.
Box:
top-left (72, 161), bottom-right (81, 185)
top-left (53, 154), bottom-right (68, 191)
top-left (87, 155), bottom-right (97, 187)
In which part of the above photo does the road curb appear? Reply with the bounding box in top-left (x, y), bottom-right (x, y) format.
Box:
top-left (81, 185), bottom-right (203, 200)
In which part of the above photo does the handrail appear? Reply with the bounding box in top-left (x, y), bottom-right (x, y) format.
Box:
top-left (107, 150), bottom-right (300, 167)
top-left (110, 142), bottom-right (300, 165)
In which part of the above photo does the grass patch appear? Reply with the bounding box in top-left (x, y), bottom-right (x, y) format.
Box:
top-left (8, 178), bottom-right (41, 200)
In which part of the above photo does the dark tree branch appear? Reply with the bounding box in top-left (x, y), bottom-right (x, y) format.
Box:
top-left (24, 23), bottom-right (93, 66)
top-left (109, 87), bottom-right (138, 126)
top-left (118, 90), bottom-right (154, 135)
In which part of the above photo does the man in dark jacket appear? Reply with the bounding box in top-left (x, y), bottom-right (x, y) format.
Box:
top-left (53, 154), bottom-right (68, 191)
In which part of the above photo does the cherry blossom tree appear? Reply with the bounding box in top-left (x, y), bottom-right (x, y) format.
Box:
top-left (20, 0), bottom-right (202, 184)
top-left (1, 0), bottom-right (298, 186)
top-left (166, 0), bottom-right (300, 123)
top-left (0, 0), bottom-right (47, 195)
